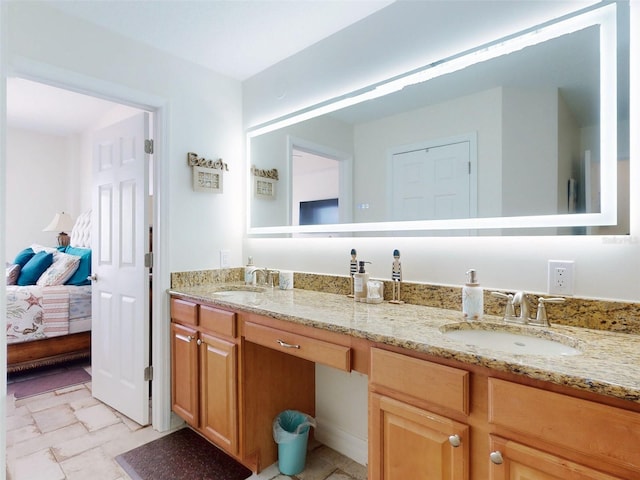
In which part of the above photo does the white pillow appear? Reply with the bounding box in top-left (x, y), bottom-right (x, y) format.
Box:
top-left (36, 252), bottom-right (81, 286)
top-left (30, 243), bottom-right (58, 254)
top-left (6, 263), bottom-right (21, 285)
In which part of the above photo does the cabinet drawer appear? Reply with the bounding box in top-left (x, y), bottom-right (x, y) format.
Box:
top-left (370, 348), bottom-right (469, 416)
top-left (170, 298), bottom-right (198, 326)
top-left (200, 305), bottom-right (236, 338)
top-left (243, 322), bottom-right (351, 371)
top-left (489, 378), bottom-right (640, 472)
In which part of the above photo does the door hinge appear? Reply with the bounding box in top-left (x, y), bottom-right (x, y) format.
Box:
top-left (145, 139), bottom-right (154, 154)
top-left (144, 365), bottom-right (153, 381)
top-left (145, 252), bottom-right (153, 268)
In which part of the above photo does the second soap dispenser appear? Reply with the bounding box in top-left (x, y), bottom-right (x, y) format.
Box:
top-left (462, 269), bottom-right (483, 320)
top-left (353, 261), bottom-right (370, 303)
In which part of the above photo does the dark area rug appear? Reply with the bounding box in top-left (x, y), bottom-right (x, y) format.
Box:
top-left (7, 361), bottom-right (91, 399)
top-left (116, 427), bottom-right (253, 480)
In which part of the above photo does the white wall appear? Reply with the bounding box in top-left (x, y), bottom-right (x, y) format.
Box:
top-left (6, 127), bottom-right (81, 258)
top-left (6, 2), bottom-right (244, 273)
top-left (6, 101), bottom-right (144, 261)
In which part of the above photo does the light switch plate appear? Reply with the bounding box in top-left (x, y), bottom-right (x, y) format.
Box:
top-left (220, 249), bottom-right (231, 268)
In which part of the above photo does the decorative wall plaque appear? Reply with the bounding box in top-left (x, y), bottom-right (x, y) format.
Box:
top-left (188, 152), bottom-right (228, 193)
top-left (251, 165), bottom-right (278, 199)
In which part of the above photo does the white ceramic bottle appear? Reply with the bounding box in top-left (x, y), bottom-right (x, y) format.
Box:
top-left (244, 256), bottom-right (257, 285)
top-left (353, 261), bottom-right (370, 303)
top-left (462, 269), bottom-right (483, 320)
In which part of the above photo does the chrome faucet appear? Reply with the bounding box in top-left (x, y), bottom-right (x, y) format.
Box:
top-left (492, 291), bottom-right (565, 326)
top-left (252, 268), bottom-right (279, 288)
top-left (512, 291), bottom-right (532, 323)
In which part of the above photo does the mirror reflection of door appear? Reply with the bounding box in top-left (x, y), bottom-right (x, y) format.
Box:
top-left (291, 147), bottom-right (341, 226)
top-left (391, 139), bottom-right (475, 221)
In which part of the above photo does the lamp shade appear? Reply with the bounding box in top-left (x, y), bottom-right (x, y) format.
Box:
top-left (43, 212), bottom-right (75, 233)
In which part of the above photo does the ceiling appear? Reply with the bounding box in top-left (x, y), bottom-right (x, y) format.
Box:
top-left (46, 0), bottom-right (396, 82)
top-left (7, 1), bottom-right (627, 137)
top-left (7, 0), bottom-right (395, 135)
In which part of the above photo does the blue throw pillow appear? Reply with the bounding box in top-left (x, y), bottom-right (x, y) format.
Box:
top-left (13, 247), bottom-right (35, 268)
top-left (17, 251), bottom-right (54, 286)
top-left (64, 246), bottom-right (92, 286)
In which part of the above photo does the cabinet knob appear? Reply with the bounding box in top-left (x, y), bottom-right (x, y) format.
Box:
top-left (197, 338), bottom-right (202, 346)
top-left (490, 451), bottom-right (504, 465)
top-left (187, 335), bottom-right (194, 342)
top-left (448, 434), bottom-right (461, 447)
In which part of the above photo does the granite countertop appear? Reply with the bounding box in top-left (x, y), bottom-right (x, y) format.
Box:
top-left (169, 284), bottom-right (640, 404)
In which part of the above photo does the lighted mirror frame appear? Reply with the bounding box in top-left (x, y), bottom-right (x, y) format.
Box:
top-left (246, 3), bottom-right (617, 235)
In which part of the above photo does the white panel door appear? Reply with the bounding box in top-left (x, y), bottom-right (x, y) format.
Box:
top-left (91, 112), bottom-right (150, 425)
top-left (391, 142), bottom-right (471, 221)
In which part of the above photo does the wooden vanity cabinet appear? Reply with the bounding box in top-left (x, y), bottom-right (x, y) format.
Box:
top-left (487, 378), bottom-right (640, 480)
top-left (171, 322), bottom-right (199, 426)
top-left (171, 293), bottom-right (640, 479)
top-left (488, 435), bottom-right (621, 480)
top-left (369, 348), bottom-right (471, 480)
top-left (170, 298), bottom-right (239, 455)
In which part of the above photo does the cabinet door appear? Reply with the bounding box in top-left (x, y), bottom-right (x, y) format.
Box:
top-left (489, 436), bottom-right (623, 480)
top-left (171, 322), bottom-right (199, 427)
top-left (370, 393), bottom-right (468, 480)
top-left (200, 332), bottom-right (238, 455)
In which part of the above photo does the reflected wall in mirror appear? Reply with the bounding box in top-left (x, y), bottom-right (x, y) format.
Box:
top-left (248, 3), bottom-right (629, 236)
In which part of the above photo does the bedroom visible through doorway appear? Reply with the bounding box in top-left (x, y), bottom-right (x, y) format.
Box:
top-left (6, 77), bottom-right (154, 425)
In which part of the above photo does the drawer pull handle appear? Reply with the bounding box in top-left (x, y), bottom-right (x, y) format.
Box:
top-left (277, 339), bottom-right (300, 349)
top-left (490, 451), bottom-right (504, 465)
top-left (448, 434), bottom-right (461, 447)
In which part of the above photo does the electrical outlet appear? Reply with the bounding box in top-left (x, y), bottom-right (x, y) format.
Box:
top-left (219, 249), bottom-right (231, 268)
top-left (548, 260), bottom-right (574, 295)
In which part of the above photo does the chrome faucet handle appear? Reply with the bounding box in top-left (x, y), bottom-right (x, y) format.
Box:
top-left (491, 292), bottom-right (516, 321)
top-left (530, 297), bottom-right (565, 327)
top-left (266, 269), bottom-right (279, 288)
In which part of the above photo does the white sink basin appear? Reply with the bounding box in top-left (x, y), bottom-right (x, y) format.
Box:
top-left (440, 323), bottom-right (581, 356)
top-left (212, 285), bottom-right (267, 295)
top-left (212, 286), bottom-right (268, 306)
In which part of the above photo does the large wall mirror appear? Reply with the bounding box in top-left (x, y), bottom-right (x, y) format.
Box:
top-left (247, 3), bottom-right (629, 236)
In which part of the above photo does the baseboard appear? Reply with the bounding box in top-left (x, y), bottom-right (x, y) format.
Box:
top-left (314, 415), bottom-right (368, 467)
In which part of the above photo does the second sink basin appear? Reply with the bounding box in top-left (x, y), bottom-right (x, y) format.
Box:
top-left (440, 322), bottom-right (581, 357)
top-left (212, 285), bottom-right (267, 295)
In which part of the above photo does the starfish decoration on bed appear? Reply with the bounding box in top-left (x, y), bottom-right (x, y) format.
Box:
top-left (24, 293), bottom-right (41, 309)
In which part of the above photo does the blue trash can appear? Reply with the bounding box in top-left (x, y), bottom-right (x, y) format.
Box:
top-left (273, 410), bottom-right (317, 475)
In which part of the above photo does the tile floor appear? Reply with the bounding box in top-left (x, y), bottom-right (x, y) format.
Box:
top-left (6, 368), bottom-right (367, 480)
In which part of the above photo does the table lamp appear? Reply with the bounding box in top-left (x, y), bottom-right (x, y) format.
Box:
top-left (43, 211), bottom-right (74, 247)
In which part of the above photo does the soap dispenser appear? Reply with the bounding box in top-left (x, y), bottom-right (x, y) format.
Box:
top-left (353, 261), bottom-right (371, 303)
top-left (462, 269), bottom-right (483, 320)
top-left (244, 256), bottom-right (257, 285)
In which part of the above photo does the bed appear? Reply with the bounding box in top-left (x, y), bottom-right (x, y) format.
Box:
top-left (6, 211), bottom-right (92, 372)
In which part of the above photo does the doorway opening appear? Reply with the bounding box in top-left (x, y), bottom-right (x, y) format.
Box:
top-left (6, 77), bottom-right (156, 427)
top-left (288, 137), bottom-right (353, 230)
